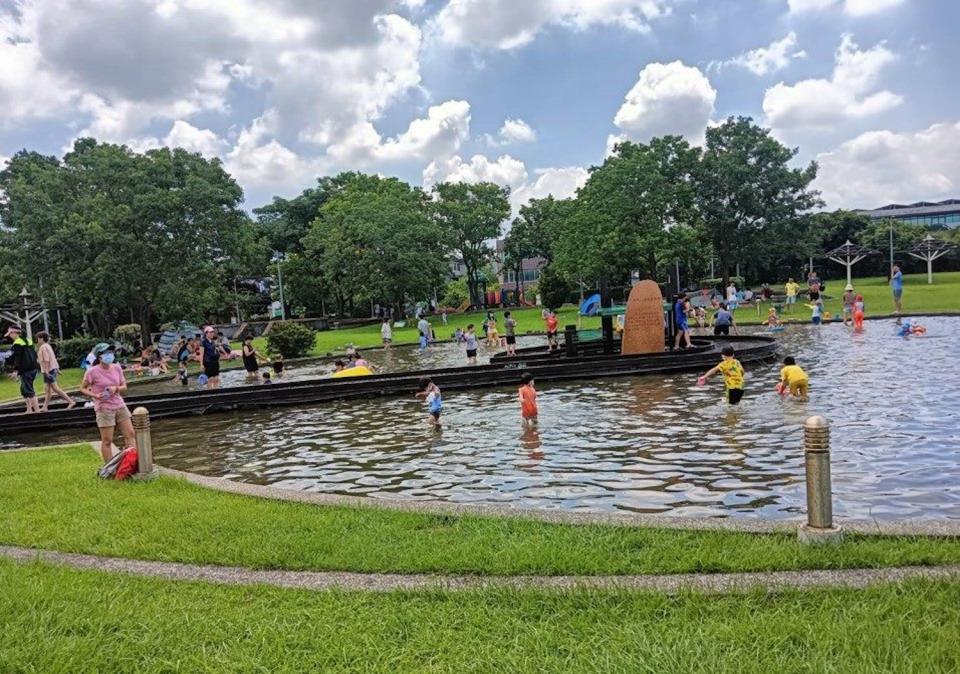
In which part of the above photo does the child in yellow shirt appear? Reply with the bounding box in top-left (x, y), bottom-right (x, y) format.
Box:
top-left (777, 356), bottom-right (809, 400)
top-left (698, 345), bottom-right (745, 405)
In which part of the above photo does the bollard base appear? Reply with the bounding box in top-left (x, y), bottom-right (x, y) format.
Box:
top-left (797, 524), bottom-right (844, 546)
top-left (133, 467), bottom-right (159, 482)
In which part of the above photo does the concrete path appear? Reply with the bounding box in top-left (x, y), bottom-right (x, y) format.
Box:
top-left (3, 545), bottom-right (958, 595)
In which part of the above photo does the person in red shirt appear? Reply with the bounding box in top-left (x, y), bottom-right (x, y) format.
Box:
top-left (518, 372), bottom-right (538, 427)
top-left (544, 310), bottom-right (559, 352)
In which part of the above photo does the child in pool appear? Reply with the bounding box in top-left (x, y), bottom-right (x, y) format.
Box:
top-left (262, 371), bottom-right (272, 383)
top-left (518, 372), bottom-right (538, 428)
top-left (764, 307), bottom-right (782, 328)
top-left (853, 294), bottom-right (865, 332)
top-left (419, 331), bottom-right (428, 351)
top-left (777, 356), bottom-right (809, 401)
top-left (415, 376), bottom-right (442, 427)
top-left (698, 345), bottom-right (745, 405)
top-left (178, 362), bottom-right (189, 386)
top-left (271, 353), bottom-right (285, 376)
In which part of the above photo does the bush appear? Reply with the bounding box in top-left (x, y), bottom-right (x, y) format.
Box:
top-left (537, 266), bottom-right (573, 310)
top-left (55, 336), bottom-right (101, 368)
top-left (266, 321), bottom-right (315, 357)
top-left (113, 324), bottom-right (141, 343)
top-left (441, 277), bottom-right (469, 308)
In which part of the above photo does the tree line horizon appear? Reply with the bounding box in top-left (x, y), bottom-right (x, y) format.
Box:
top-left (1, 117), bottom-right (956, 343)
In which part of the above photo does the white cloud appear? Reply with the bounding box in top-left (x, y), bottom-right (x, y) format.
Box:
top-left (225, 113), bottom-right (322, 191)
top-left (815, 120), bottom-right (960, 209)
top-left (511, 166), bottom-right (589, 207)
top-left (433, 0), bottom-right (672, 50)
top-left (788, 0), bottom-right (906, 16)
top-left (327, 100), bottom-right (471, 164)
top-left (0, 0), bottom-right (435, 196)
top-left (485, 118), bottom-right (537, 146)
top-left (613, 61), bottom-right (716, 145)
top-left (711, 32), bottom-right (806, 76)
top-left (423, 154), bottom-right (588, 215)
top-left (763, 34), bottom-right (901, 131)
top-left (164, 121), bottom-right (228, 157)
top-left (423, 153), bottom-right (528, 190)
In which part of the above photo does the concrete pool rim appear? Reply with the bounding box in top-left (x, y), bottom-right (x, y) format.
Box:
top-left (157, 463), bottom-right (960, 538)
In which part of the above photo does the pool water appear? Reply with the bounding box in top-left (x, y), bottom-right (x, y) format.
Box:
top-left (143, 317), bottom-right (959, 520)
top-left (4, 318), bottom-right (957, 520)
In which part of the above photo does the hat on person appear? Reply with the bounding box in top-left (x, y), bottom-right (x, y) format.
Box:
top-left (844, 283), bottom-right (854, 291)
top-left (94, 343), bottom-right (115, 355)
top-left (5, 325), bottom-right (21, 336)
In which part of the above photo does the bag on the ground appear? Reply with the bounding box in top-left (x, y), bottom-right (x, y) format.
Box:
top-left (97, 450), bottom-right (125, 479)
top-left (97, 447), bottom-right (139, 480)
top-left (114, 447), bottom-right (140, 481)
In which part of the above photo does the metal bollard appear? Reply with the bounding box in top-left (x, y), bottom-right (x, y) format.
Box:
top-left (797, 416), bottom-right (843, 545)
top-left (131, 407), bottom-right (159, 481)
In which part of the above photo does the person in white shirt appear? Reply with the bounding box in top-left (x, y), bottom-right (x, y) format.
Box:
top-left (380, 318), bottom-right (392, 349)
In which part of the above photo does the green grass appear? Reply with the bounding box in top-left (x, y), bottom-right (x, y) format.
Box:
top-left (753, 271), bottom-right (960, 324)
top-left (2, 445), bottom-right (959, 577)
top-left (1, 560), bottom-right (958, 673)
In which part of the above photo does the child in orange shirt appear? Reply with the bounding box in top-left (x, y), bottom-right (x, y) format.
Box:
top-left (519, 372), bottom-right (538, 427)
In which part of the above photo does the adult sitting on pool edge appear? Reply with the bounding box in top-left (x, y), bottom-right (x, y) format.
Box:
top-left (80, 344), bottom-right (136, 463)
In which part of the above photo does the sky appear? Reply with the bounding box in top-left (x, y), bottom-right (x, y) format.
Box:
top-left (1, 0), bottom-right (958, 213)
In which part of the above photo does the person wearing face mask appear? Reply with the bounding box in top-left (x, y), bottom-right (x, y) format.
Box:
top-left (80, 344), bottom-right (136, 462)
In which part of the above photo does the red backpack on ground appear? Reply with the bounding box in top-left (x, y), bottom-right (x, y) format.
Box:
top-left (114, 447), bottom-right (140, 481)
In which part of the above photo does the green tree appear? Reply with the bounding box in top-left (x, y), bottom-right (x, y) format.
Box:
top-left (695, 117), bottom-right (822, 287)
top-left (0, 139), bottom-right (254, 340)
top-left (431, 182), bottom-right (510, 306)
top-left (304, 174), bottom-right (446, 317)
top-left (253, 174), bottom-right (354, 255)
top-left (553, 137), bottom-right (701, 286)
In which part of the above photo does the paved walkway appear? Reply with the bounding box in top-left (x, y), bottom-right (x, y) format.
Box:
top-left (3, 545), bottom-right (958, 594)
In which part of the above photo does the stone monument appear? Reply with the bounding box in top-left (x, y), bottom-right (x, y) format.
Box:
top-left (621, 280), bottom-right (665, 355)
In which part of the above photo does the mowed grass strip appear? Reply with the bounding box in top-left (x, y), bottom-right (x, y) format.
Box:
top-left (2, 446), bottom-right (959, 576)
top-left (1, 560), bottom-right (958, 674)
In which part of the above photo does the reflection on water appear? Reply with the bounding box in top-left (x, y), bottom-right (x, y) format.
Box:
top-left (10, 319), bottom-right (960, 520)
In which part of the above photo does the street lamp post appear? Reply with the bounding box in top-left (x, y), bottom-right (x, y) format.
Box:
top-left (272, 253), bottom-right (287, 321)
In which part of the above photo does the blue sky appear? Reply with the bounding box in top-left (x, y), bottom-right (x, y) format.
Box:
top-left (1, 0), bottom-right (957, 212)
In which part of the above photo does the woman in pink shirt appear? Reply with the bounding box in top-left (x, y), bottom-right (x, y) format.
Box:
top-left (80, 345), bottom-right (136, 462)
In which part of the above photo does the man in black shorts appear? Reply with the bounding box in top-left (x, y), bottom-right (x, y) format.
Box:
top-left (200, 326), bottom-right (222, 388)
top-left (503, 310), bottom-right (518, 356)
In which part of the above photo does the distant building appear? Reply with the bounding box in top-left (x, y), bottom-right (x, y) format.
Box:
top-left (493, 239), bottom-right (545, 292)
top-left (859, 199), bottom-right (960, 228)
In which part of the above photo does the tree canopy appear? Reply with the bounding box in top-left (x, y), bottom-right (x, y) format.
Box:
top-left (430, 182), bottom-right (510, 306)
top-left (0, 139), bottom-right (257, 340)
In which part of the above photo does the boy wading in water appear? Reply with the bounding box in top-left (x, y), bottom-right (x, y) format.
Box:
top-left (518, 372), bottom-right (538, 428)
top-left (416, 377), bottom-right (443, 428)
top-left (698, 345), bottom-right (745, 405)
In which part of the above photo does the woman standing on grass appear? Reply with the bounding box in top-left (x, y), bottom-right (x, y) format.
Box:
top-left (80, 345), bottom-right (136, 462)
top-left (35, 331), bottom-right (74, 411)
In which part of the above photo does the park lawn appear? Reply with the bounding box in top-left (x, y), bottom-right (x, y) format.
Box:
top-left (763, 271), bottom-right (960, 324)
top-left (1, 561), bottom-right (958, 673)
top-left (2, 445), bottom-right (960, 577)
top-left (252, 305), bottom-right (596, 356)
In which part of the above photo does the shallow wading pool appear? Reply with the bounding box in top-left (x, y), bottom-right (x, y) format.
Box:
top-left (7, 318), bottom-right (960, 520)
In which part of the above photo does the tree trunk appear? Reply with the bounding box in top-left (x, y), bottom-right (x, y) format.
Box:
top-left (138, 304), bottom-right (153, 345)
top-left (465, 263), bottom-right (479, 307)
